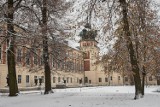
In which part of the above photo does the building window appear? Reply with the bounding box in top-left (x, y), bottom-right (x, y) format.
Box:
top-left (91, 42), bottom-right (93, 46)
top-left (62, 61), bottom-right (66, 70)
top-left (41, 76), bottom-right (44, 83)
top-left (85, 77), bottom-right (88, 83)
top-left (26, 75), bottom-right (29, 83)
top-left (110, 76), bottom-right (112, 81)
top-left (53, 77), bottom-right (56, 83)
top-left (33, 49), bottom-right (38, 65)
top-left (34, 76), bottom-right (38, 85)
top-left (52, 60), bottom-right (55, 68)
top-left (57, 60), bottom-right (61, 69)
top-left (76, 63), bottom-right (79, 71)
top-left (79, 61), bottom-right (81, 71)
top-left (34, 76), bottom-right (37, 80)
top-left (125, 77), bottom-right (128, 82)
top-left (17, 49), bottom-right (21, 62)
top-left (105, 78), bottom-right (108, 82)
top-left (67, 77), bottom-right (69, 83)
top-left (118, 76), bottom-right (121, 80)
top-left (18, 75), bottom-right (22, 84)
top-left (40, 55), bottom-right (43, 65)
top-left (58, 77), bottom-right (61, 83)
top-left (26, 50), bottom-right (30, 65)
top-left (68, 61), bottom-right (74, 70)
top-left (71, 78), bottom-right (72, 83)
top-left (77, 78), bottom-right (79, 83)
top-left (74, 60), bottom-right (77, 71)
top-left (99, 78), bottom-right (102, 82)
top-left (79, 78), bottom-right (82, 84)
top-left (149, 76), bottom-right (152, 81)
top-left (62, 77), bottom-right (65, 82)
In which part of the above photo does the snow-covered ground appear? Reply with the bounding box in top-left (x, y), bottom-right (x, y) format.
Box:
top-left (0, 86), bottom-right (160, 107)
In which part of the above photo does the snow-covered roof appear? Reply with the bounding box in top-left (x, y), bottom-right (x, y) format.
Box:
top-left (66, 38), bottom-right (80, 50)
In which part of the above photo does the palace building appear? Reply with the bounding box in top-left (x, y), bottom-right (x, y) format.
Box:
top-left (0, 27), bottom-right (158, 90)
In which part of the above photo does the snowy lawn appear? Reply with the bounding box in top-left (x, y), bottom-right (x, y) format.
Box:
top-left (0, 86), bottom-right (160, 107)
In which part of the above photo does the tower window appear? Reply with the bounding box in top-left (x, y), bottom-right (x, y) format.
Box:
top-left (83, 43), bottom-right (86, 46)
top-left (90, 42), bottom-right (93, 46)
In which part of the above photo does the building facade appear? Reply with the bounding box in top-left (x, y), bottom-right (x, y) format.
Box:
top-left (79, 27), bottom-right (158, 86)
top-left (0, 28), bottom-right (158, 89)
top-left (0, 35), bottom-right (84, 88)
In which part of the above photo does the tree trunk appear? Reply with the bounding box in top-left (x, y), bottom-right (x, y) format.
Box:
top-left (141, 66), bottom-right (146, 96)
top-left (142, 35), bottom-right (147, 97)
top-left (119, 0), bottom-right (142, 99)
top-left (7, 0), bottom-right (19, 96)
top-left (42, 0), bottom-right (52, 94)
top-left (140, 0), bottom-right (147, 97)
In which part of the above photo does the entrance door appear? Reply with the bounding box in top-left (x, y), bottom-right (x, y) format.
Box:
top-left (85, 77), bottom-right (88, 83)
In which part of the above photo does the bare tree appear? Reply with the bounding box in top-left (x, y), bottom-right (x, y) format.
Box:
top-left (100, 0), bottom-right (159, 99)
top-left (5, 0), bottom-right (24, 96)
top-left (6, 0), bottom-right (19, 96)
top-left (18, 0), bottom-right (71, 94)
top-left (41, 0), bottom-right (52, 94)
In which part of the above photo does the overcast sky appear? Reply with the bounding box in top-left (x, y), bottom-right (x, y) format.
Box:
top-left (153, 0), bottom-right (160, 20)
top-left (154, 0), bottom-right (160, 3)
